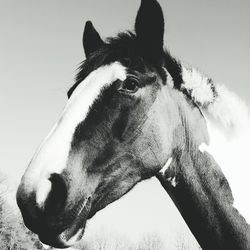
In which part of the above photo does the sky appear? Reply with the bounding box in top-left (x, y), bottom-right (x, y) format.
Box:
top-left (0, 0), bottom-right (249, 248)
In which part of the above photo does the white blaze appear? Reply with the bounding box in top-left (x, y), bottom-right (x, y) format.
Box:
top-left (24, 62), bottom-right (127, 198)
top-left (36, 179), bottom-right (52, 206)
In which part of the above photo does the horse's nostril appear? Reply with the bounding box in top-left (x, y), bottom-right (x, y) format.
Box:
top-left (43, 173), bottom-right (68, 216)
top-left (16, 173), bottom-right (68, 235)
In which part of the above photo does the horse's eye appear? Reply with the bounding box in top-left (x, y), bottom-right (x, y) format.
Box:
top-left (120, 77), bottom-right (139, 93)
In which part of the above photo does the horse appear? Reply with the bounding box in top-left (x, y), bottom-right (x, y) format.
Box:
top-left (16, 0), bottom-right (250, 249)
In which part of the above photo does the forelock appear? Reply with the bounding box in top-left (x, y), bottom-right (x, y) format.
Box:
top-left (68, 32), bottom-right (168, 98)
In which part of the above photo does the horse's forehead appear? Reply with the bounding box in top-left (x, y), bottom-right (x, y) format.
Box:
top-left (69, 62), bottom-right (127, 106)
top-left (63, 62), bottom-right (127, 122)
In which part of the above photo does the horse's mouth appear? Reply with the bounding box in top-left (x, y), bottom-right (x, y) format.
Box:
top-left (39, 225), bottom-right (85, 249)
top-left (38, 197), bottom-right (92, 248)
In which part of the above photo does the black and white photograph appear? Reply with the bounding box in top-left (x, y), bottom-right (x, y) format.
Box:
top-left (1, 0), bottom-right (250, 249)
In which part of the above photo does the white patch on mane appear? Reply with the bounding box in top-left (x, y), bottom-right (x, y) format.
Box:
top-left (24, 62), bottom-right (126, 198)
top-left (181, 66), bottom-right (214, 105)
top-left (197, 80), bottom-right (250, 223)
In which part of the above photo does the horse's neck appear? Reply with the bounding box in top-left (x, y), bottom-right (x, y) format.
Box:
top-left (158, 68), bottom-right (250, 248)
top-left (157, 142), bottom-right (250, 250)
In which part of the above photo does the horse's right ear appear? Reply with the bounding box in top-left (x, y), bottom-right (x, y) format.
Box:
top-left (135, 0), bottom-right (165, 65)
top-left (83, 21), bottom-right (104, 58)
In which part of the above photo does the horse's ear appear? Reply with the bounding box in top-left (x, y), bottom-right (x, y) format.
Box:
top-left (135, 0), bottom-right (165, 65)
top-left (83, 21), bottom-right (104, 58)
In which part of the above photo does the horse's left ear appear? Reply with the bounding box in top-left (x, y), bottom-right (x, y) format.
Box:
top-left (135, 0), bottom-right (165, 65)
top-left (83, 21), bottom-right (104, 58)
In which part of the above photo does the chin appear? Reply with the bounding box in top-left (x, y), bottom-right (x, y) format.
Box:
top-left (39, 224), bottom-right (85, 248)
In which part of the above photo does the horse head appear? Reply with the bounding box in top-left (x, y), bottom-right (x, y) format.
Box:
top-left (16, 0), bottom-right (208, 247)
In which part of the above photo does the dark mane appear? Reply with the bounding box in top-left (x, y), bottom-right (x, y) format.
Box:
top-left (163, 50), bottom-right (183, 89)
top-left (68, 32), bottom-right (183, 98)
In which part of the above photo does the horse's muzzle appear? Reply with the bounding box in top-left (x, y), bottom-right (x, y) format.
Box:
top-left (16, 173), bottom-right (92, 247)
